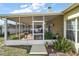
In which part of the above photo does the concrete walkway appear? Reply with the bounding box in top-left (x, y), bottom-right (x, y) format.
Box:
top-left (29, 44), bottom-right (48, 55)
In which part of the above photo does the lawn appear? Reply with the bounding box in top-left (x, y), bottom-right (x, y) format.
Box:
top-left (0, 36), bottom-right (31, 56)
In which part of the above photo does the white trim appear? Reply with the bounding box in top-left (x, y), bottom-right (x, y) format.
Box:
top-left (68, 12), bottom-right (79, 20)
top-left (32, 16), bottom-right (34, 40)
top-left (64, 20), bottom-right (66, 38)
top-left (75, 18), bottom-right (78, 43)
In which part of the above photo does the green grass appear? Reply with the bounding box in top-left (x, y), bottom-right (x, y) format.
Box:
top-left (0, 37), bottom-right (4, 45)
top-left (0, 45), bottom-right (31, 56)
top-left (9, 34), bottom-right (19, 40)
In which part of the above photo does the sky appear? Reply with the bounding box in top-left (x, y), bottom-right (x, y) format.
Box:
top-left (0, 3), bottom-right (71, 14)
top-left (0, 3), bottom-right (71, 25)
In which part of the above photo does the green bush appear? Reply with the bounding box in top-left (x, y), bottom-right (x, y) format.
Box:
top-left (45, 31), bottom-right (53, 39)
top-left (53, 37), bottom-right (76, 53)
top-left (0, 34), bottom-right (4, 37)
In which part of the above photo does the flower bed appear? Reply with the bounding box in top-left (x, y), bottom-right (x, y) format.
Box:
top-left (46, 44), bottom-right (77, 56)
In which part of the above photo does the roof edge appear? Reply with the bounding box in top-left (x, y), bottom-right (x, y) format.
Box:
top-left (0, 12), bottom-right (63, 17)
top-left (63, 3), bottom-right (79, 14)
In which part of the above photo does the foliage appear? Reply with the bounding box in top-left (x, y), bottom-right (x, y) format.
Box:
top-left (9, 34), bottom-right (19, 40)
top-left (45, 42), bottom-right (48, 48)
top-left (0, 34), bottom-right (4, 37)
top-left (53, 37), bottom-right (76, 53)
top-left (45, 31), bottom-right (53, 39)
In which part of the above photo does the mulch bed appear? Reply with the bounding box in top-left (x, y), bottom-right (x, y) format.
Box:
top-left (46, 45), bottom-right (77, 56)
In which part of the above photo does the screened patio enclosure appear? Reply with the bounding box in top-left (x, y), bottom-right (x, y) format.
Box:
top-left (1, 13), bottom-right (63, 45)
top-left (6, 16), bottom-right (45, 40)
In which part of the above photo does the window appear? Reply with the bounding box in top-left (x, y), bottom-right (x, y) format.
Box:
top-left (66, 19), bottom-right (75, 42)
top-left (66, 30), bottom-right (75, 41)
top-left (66, 19), bottom-right (75, 30)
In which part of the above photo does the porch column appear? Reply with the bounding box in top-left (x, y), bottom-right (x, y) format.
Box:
top-left (19, 17), bottom-right (21, 40)
top-left (64, 20), bottom-right (66, 38)
top-left (43, 16), bottom-right (45, 40)
top-left (32, 16), bottom-right (34, 40)
top-left (3, 18), bottom-right (7, 41)
top-left (16, 22), bottom-right (18, 37)
top-left (75, 18), bottom-right (78, 53)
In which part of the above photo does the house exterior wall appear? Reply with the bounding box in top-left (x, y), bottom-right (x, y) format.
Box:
top-left (64, 6), bottom-right (79, 53)
top-left (64, 6), bottom-right (79, 20)
top-left (64, 6), bottom-right (79, 40)
top-left (50, 15), bottom-right (63, 36)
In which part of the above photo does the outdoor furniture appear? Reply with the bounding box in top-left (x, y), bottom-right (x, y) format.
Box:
top-left (27, 34), bottom-right (33, 40)
top-left (22, 34), bottom-right (33, 40)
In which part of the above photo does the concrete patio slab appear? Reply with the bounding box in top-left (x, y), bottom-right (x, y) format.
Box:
top-left (29, 44), bottom-right (48, 55)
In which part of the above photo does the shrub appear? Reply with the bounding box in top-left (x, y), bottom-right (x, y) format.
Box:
top-left (45, 31), bottom-right (53, 39)
top-left (53, 37), bottom-right (76, 53)
top-left (45, 42), bottom-right (48, 48)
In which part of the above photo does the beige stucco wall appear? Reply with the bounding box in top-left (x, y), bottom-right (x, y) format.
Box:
top-left (50, 15), bottom-right (63, 36)
top-left (64, 6), bottom-right (79, 20)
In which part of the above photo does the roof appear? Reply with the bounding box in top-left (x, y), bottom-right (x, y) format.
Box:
top-left (63, 3), bottom-right (79, 13)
